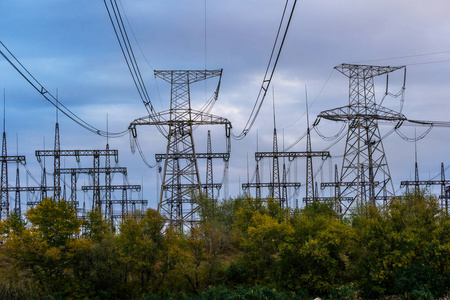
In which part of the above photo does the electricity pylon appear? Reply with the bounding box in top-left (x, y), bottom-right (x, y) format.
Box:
top-left (317, 64), bottom-right (407, 214)
top-left (129, 70), bottom-right (231, 231)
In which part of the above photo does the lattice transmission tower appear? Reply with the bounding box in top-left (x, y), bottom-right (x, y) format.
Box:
top-left (318, 64), bottom-right (407, 214)
top-left (130, 70), bottom-right (231, 230)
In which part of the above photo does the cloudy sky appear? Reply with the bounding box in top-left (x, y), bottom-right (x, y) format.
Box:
top-left (1, 0), bottom-right (450, 210)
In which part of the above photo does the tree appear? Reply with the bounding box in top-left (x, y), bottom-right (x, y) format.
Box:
top-left (351, 191), bottom-right (450, 298)
top-left (26, 198), bottom-right (82, 247)
top-left (115, 209), bottom-right (167, 296)
top-left (0, 211), bottom-right (26, 239)
top-left (276, 202), bottom-right (354, 295)
top-left (2, 198), bottom-right (83, 297)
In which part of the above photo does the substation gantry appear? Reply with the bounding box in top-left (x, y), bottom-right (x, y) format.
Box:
top-left (129, 70), bottom-right (231, 231)
top-left (35, 121), bottom-right (146, 220)
top-left (401, 162), bottom-right (450, 214)
top-left (242, 103), bottom-right (329, 208)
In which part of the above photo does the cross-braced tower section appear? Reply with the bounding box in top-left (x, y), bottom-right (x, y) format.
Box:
top-left (318, 64), bottom-right (407, 214)
top-left (129, 69), bottom-right (231, 231)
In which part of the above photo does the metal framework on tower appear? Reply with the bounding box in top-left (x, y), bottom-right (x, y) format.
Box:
top-left (0, 130), bottom-right (26, 219)
top-left (401, 162), bottom-right (450, 214)
top-left (317, 64), bottom-right (407, 214)
top-left (129, 69), bottom-right (231, 231)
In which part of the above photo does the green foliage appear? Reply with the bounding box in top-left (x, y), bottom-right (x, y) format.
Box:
top-left (351, 192), bottom-right (450, 298)
top-left (83, 206), bottom-right (111, 241)
top-left (26, 198), bottom-right (82, 247)
top-left (327, 284), bottom-right (359, 300)
top-left (0, 191), bottom-right (448, 299)
top-left (141, 285), bottom-right (307, 300)
top-left (0, 277), bottom-right (41, 299)
top-left (393, 263), bottom-right (443, 299)
top-left (276, 201), bottom-right (354, 294)
top-left (0, 211), bottom-right (27, 239)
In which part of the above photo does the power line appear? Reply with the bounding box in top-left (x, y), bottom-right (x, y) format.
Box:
top-left (232, 0), bottom-right (298, 140)
top-left (0, 41), bottom-right (128, 138)
top-left (283, 69), bottom-right (335, 130)
top-left (103, 0), bottom-right (168, 138)
top-left (351, 50), bottom-right (450, 64)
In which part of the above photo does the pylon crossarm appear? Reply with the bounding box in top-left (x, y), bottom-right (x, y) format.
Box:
top-left (81, 185), bottom-right (141, 191)
top-left (242, 182), bottom-right (301, 188)
top-left (59, 167), bottom-right (127, 174)
top-left (321, 181), bottom-right (380, 188)
top-left (255, 151), bottom-right (330, 159)
top-left (130, 110), bottom-right (231, 127)
top-left (154, 69), bottom-right (222, 84)
top-left (401, 180), bottom-right (450, 188)
top-left (318, 106), bottom-right (407, 122)
top-left (155, 152), bottom-right (229, 162)
top-left (335, 64), bottom-right (405, 78)
top-left (100, 199), bottom-right (148, 205)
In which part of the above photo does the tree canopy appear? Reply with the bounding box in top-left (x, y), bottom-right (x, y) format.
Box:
top-left (0, 192), bottom-right (448, 299)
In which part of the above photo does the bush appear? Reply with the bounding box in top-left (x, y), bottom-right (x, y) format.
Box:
top-left (408, 288), bottom-right (434, 300)
top-left (393, 263), bottom-right (438, 298)
top-left (327, 284), bottom-right (358, 300)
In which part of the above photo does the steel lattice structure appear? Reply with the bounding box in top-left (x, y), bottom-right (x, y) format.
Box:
top-left (318, 64), bottom-right (407, 214)
top-left (0, 130), bottom-right (26, 220)
top-left (129, 70), bottom-right (231, 230)
top-left (401, 163), bottom-right (450, 214)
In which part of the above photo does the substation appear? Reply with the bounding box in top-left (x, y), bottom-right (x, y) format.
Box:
top-left (1, 1), bottom-right (449, 231)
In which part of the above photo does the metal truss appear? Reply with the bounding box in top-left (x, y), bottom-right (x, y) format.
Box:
top-left (130, 69), bottom-right (231, 231)
top-left (317, 64), bottom-right (406, 215)
top-left (0, 130), bottom-right (26, 220)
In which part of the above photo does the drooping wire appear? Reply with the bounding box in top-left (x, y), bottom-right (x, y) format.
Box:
top-left (117, 0), bottom-right (165, 111)
top-left (0, 42), bottom-right (128, 138)
top-left (395, 125), bottom-right (433, 142)
top-left (283, 126), bottom-right (310, 152)
top-left (119, 0), bottom-right (164, 109)
top-left (378, 67), bottom-right (407, 114)
top-left (284, 69), bottom-right (335, 130)
top-left (131, 135), bottom-right (158, 168)
top-left (314, 122), bottom-right (346, 141)
top-left (232, 0), bottom-right (298, 140)
top-left (103, 0), bottom-right (168, 138)
top-left (23, 164), bottom-right (41, 186)
top-left (104, 0), bottom-right (151, 111)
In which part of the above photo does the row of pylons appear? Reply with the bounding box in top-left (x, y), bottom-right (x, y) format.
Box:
top-left (241, 64), bottom-right (449, 216)
top-left (0, 118), bottom-right (147, 223)
top-left (2, 64), bottom-right (449, 230)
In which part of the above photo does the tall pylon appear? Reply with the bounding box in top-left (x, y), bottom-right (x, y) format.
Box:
top-left (1, 92), bottom-right (7, 220)
top-left (1, 93), bottom-right (26, 219)
top-left (318, 64), bottom-right (407, 213)
top-left (305, 88), bottom-right (314, 203)
top-left (54, 120), bottom-right (61, 201)
top-left (129, 70), bottom-right (231, 231)
top-left (1, 131), bottom-right (8, 220)
top-left (205, 130), bottom-right (214, 201)
top-left (271, 127), bottom-right (281, 201)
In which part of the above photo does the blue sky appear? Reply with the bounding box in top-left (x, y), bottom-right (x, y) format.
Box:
top-left (1, 0), bottom-right (450, 210)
